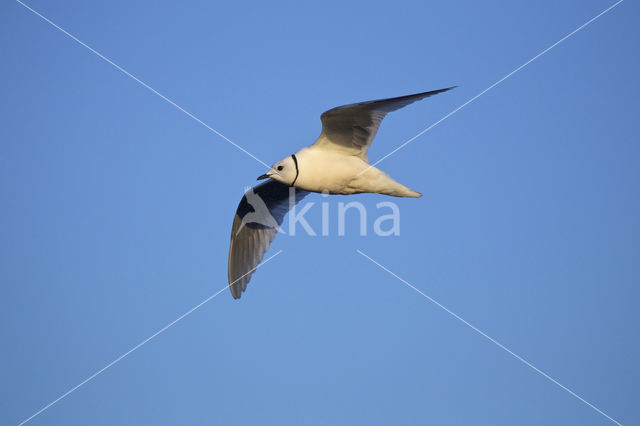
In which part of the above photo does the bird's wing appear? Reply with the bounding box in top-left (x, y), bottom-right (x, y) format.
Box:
top-left (228, 180), bottom-right (309, 299)
top-left (314, 87), bottom-right (455, 162)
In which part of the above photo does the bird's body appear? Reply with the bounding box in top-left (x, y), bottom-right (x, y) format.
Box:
top-left (291, 145), bottom-right (421, 197)
top-left (228, 87), bottom-right (455, 298)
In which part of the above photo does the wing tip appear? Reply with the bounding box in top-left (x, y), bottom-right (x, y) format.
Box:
top-left (229, 276), bottom-right (247, 299)
top-left (428, 85), bottom-right (457, 96)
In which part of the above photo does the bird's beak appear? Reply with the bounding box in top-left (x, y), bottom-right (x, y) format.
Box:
top-left (257, 173), bottom-right (271, 180)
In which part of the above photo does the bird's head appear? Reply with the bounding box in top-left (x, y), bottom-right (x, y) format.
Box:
top-left (257, 155), bottom-right (299, 186)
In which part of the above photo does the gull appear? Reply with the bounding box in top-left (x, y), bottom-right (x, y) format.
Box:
top-left (228, 87), bottom-right (455, 298)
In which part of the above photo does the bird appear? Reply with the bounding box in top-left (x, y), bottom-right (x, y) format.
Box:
top-left (228, 87), bottom-right (455, 299)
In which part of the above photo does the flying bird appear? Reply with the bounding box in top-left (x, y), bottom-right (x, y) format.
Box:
top-left (228, 87), bottom-right (455, 298)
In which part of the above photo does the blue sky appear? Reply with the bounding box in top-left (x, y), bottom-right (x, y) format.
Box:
top-left (1, 0), bottom-right (639, 425)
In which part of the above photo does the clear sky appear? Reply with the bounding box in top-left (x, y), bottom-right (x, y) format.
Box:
top-left (1, 0), bottom-right (638, 425)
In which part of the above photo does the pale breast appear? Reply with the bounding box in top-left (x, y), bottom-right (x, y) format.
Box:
top-left (293, 147), bottom-right (369, 194)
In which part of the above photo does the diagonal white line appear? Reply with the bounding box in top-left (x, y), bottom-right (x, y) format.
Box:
top-left (363, 0), bottom-right (624, 173)
top-left (14, 0), bottom-right (271, 170)
top-left (356, 249), bottom-right (622, 426)
top-left (16, 250), bottom-right (284, 426)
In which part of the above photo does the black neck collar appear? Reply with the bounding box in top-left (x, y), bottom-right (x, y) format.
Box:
top-left (290, 154), bottom-right (299, 186)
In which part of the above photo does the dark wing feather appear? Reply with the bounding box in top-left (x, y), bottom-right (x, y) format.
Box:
top-left (228, 180), bottom-right (308, 299)
top-left (315, 87), bottom-right (455, 162)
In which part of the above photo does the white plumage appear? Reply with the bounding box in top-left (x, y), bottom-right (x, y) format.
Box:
top-left (228, 87), bottom-right (455, 299)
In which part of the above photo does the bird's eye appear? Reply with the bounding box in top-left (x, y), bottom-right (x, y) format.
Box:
top-left (277, 166), bottom-right (284, 171)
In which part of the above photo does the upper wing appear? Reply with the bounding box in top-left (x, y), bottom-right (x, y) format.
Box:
top-left (228, 180), bottom-right (309, 299)
top-left (314, 87), bottom-right (455, 162)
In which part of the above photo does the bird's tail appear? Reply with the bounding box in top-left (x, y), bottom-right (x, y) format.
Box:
top-left (383, 184), bottom-right (422, 198)
top-left (363, 167), bottom-right (422, 198)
